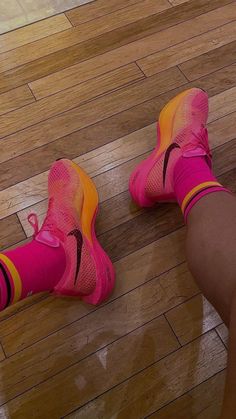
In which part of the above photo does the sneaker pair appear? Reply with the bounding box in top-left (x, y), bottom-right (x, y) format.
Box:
top-left (29, 88), bottom-right (210, 305)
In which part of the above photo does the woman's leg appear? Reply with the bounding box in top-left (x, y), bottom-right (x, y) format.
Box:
top-left (129, 88), bottom-right (236, 418)
top-left (187, 192), bottom-right (236, 418)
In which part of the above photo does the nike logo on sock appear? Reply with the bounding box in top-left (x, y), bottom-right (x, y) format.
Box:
top-left (163, 142), bottom-right (180, 187)
top-left (68, 229), bottom-right (83, 285)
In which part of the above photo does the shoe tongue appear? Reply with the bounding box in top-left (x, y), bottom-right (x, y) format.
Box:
top-left (35, 230), bottom-right (60, 247)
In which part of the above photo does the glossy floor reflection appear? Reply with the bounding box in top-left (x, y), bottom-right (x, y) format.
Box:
top-left (0, 0), bottom-right (93, 34)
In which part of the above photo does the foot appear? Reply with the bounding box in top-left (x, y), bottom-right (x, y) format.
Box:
top-left (28, 159), bottom-right (115, 305)
top-left (129, 88), bottom-right (211, 207)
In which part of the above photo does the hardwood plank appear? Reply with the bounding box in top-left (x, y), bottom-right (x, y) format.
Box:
top-left (149, 370), bottom-right (225, 419)
top-left (0, 14), bottom-right (72, 54)
top-left (14, 118), bottom-right (236, 241)
top-left (99, 204), bottom-right (183, 262)
top-left (0, 85), bottom-right (35, 116)
top-left (49, 332), bottom-right (226, 419)
top-left (16, 123), bottom-right (156, 236)
top-left (0, 63), bottom-right (143, 137)
top-left (0, 0), bottom-right (171, 74)
top-left (0, 315), bottom-right (179, 406)
top-left (0, 67), bottom-right (185, 160)
top-left (3, 82), bottom-right (235, 226)
top-left (0, 231), bottom-right (189, 354)
top-left (166, 294), bottom-right (222, 345)
top-left (18, 118), bottom-right (236, 243)
top-left (179, 40), bottom-right (236, 81)
top-left (209, 85), bottom-right (236, 122)
top-left (0, 101), bottom-right (156, 192)
top-left (0, 344), bottom-right (5, 361)
top-left (14, 140), bottom-right (236, 280)
top-left (0, 266), bottom-right (195, 399)
top-left (0, 0), bottom-right (232, 94)
top-left (0, 215), bottom-right (26, 251)
top-left (219, 166), bottom-right (236, 195)
top-left (2, 151), bottom-right (149, 224)
top-left (30, 0), bottom-right (234, 99)
top-left (0, 0), bottom-right (91, 34)
top-left (138, 20), bottom-right (236, 77)
top-left (213, 138), bottom-right (236, 177)
top-left (1, 62), bottom-right (235, 194)
top-left (208, 111), bottom-right (236, 149)
top-left (15, 126), bottom-right (236, 244)
top-left (0, 292), bottom-right (46, 323)
top-left (216, 324), bottom-right (228, 347)
top-left (66, 0), bottom-right (144, 25)
top-left (169, 0), bottom-right (189, 4)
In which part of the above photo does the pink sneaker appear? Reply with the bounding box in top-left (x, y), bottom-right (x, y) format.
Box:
top-left (28, 159), bottom-right (115, 305)
top-left (129, 88), bottom-right (211, 206)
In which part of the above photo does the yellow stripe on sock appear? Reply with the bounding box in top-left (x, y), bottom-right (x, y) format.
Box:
top-left (181, 181), bottom-right (221, 213)
top-left (0, 254), bottom-right (22, 304)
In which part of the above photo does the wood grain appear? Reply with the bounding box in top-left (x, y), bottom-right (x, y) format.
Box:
top-left (138, 19), bottom-right (236, 76)
top-left (0, 0), bottom-right (231, 94)
top-left (0, 344), bottom-right (5, 361)
top-left (18, 124), bottom-right (236, 246)
top-left (179, 40), bottom-right (236, 81)
top-left (0, 63), bottom-right (143, 137)
top-left (209, 84), bottom-right (236, 122)
top-left (216, 324), bottom-right (228, 347)
top-left (0, 67), bottom-right (185, 161)
top-left (0, 231), bottom-right (189, 354)
top-left (0, 215), bottom-right (26, 251)
top-left (0, 61), bottom-right (234, 194)
top-left (0, 266), bottom-right (196, 406)
top-left (0, 0), bottom-right (234, 416)
top-left (13, 110), bottom-right (236, 238)
top-left (0, 315), bottom-right (178, 406)
top-left (149, 370), bottom-right (225, 419)
top-left (12, 132), bottom-right (236, 245)
top-left (0, 0), bottom-right (171, 74)
top-left (0, 0), bottom-right (91, 34)
top-left (0, 278), bottom-right (203, 414)
top-left (66, 0), bottom-right (145, 25)
top-left (0, 85), bottom-right (35, 116)
top-left (16, 123), bottom-right (156, 236)
top-left (28, 0), bottom-right (233, 99)
top-left (0, 14), bottom-right (72, 54)
top-left (169, 0), bottom-right (189, 4)
top-left (1, 82), bottom-right (234, 224)
top-left (61, 332), bottom-right (226, 419)
top-left (166, 294), bottom-right (222, 345)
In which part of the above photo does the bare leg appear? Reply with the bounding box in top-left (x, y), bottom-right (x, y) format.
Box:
top-left (187, 191), bottom-right (236, 418)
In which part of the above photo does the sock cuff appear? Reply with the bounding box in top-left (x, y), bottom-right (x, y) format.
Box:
top-left (0, 254), bottom-right (22, 306)
top-left (181, 181), bottom-right (221, 213)
top-left (184, 186), bottom-right (230, 222)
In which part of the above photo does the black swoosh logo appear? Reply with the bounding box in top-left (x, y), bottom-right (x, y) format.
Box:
top-left (68, 229), bottom-right (83, 285)
top-left (163, 142), bottom-right (180, 187)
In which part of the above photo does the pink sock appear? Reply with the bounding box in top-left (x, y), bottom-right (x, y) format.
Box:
top-left (174, 156), bottom-right (229, 222)
top-left (0, 240), bottom-right (66, 310)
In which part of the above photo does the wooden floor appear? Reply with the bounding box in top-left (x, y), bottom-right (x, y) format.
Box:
top-left (0, 0), bottom-right (235, 417)
top-left (0, 0), bottom-right (93, 34)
